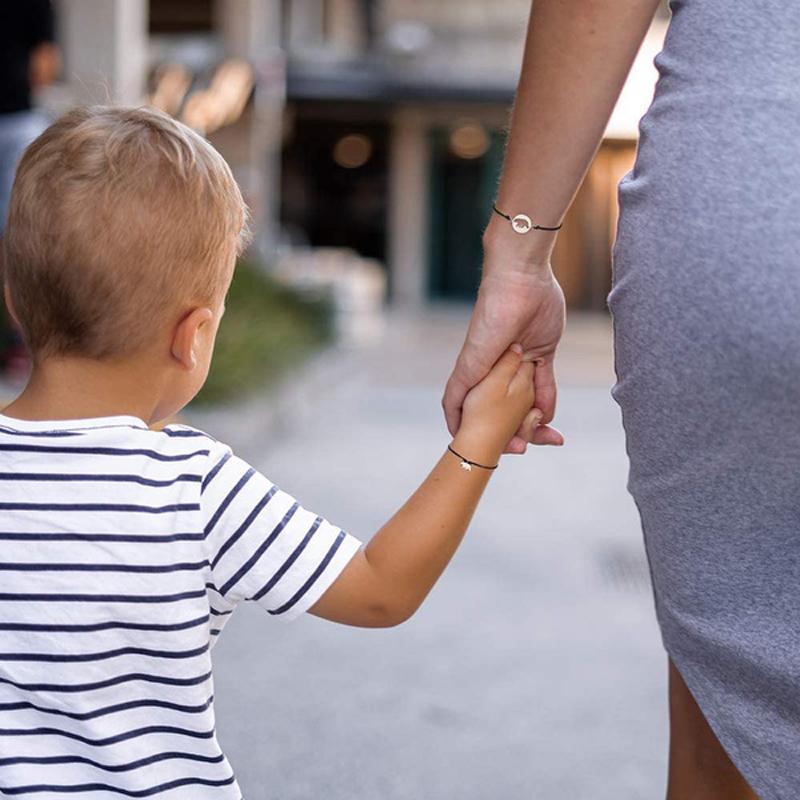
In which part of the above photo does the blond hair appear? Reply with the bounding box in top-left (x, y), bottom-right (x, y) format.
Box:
top-left (4, 105), bottom-right (250, 360)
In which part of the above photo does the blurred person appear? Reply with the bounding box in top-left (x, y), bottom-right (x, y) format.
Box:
top-left (0, 0), bottom-right (59, 376)
top-left (0, 105), bottom-right (542, 797)
top-left (443, 1), bottom-right (796, 798)
top-left (0, 0), bottom-right (58, 228)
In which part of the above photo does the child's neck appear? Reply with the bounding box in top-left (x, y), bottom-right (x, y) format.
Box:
top-left (3, 355), bottom-right (165, 425)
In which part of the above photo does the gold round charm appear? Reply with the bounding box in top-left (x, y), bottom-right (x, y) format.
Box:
top-left (511, 213), bottom-right (533, 234)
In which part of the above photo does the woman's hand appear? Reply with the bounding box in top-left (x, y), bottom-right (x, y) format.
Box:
top-left (443, 252), bottom-right (566, 454)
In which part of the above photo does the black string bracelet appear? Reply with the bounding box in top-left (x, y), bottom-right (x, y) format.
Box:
top-left (447, 445), bottom-right (498, 472)
top-left (492, 202), bottom-right (563, 234)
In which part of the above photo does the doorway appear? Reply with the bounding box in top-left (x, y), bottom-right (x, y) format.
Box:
top-left (427, 125), bottom-right (504, 301)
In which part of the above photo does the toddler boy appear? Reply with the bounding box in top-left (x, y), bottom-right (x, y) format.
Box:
top-left (0, 106), bottom-right (540, 798)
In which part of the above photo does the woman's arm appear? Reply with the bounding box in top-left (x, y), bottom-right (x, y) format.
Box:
top-left (443, 0), bottom-right (662, 451)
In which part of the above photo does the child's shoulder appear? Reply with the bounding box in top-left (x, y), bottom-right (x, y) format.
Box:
top-left (157, 422), bottom-right (222, 446)
top-left (0, 415), bottom-right (244, 484)
top-left (150, 423), bottom-right (234, 469)
top-left (98, 422), bottom-right (246, 498)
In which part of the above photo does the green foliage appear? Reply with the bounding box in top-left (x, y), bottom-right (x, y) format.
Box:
top-left (193, 260), bottom-right (333, 406)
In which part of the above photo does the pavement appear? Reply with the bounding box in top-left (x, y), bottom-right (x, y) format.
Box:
top-left (185, 307), bottom-right (669, 800)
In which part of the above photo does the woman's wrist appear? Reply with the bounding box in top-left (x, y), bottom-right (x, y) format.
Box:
top-left (482, 215), bottom-right (558, 275)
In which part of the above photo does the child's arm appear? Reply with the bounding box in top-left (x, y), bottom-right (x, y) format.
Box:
top-left (310, 345), bottom-right (539, 627)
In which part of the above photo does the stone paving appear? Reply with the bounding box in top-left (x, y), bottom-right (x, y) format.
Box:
top-left (186, 308), bottom-right (668, 800)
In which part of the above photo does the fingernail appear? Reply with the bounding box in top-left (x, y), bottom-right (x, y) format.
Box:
top-left (532, 411), bottom-right (543, 424)
top-left (510, 343), bottom-right (523, 355)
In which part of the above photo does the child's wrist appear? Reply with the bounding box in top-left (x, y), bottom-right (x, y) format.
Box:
top-left (450, 427), bottom-right (503, 468)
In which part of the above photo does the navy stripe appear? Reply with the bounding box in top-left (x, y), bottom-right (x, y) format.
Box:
top-left (0, 531), bottom-right (204, 543)
top-left (0, 560), bottom-right (207, 574)
top-left (0, 694), bottom-right (213, 721)
top-left (0, 775), bottom-right (236, 797)
top-left (270, 530), bottom-right (347, 615)
top-left (0, 670), bottom-right (212, 694)
top-left (0, 750), bottom-right (225, 773)
top-left (162, 428), bottom-right (209, 438)
top-left (60, 423), bottom-right (149, 434)
top-left (219, 501), bottom-right (303, 595)
top-left (210, 628), bottom-right (222, 636)
top-left (203, 467), bottom-right (255, 537)
top-left (0, 427), bottom-right (80, 437)
top-left (209, 607), bottom-right (232, 617)
top-left (0, 443), bottom-right (209, 461)
top-left (210, 487), bottom-right (281, 570)
top-left (0, 614), bottom-right (209, 633)
top-left (0, 643), bottom-right (208, 663)
top-left (201, 451), bottom-right (231, 491)
top-left (0, 471), bottom-right (201, 486)
top-left (0, 422), bottom-right (149, 436)
top-left (0, 502), bottom-right (199, 513)
top-left (0, 588), bottom-right (207, 603)
top-left (251, 517), bottom-right (321, 601)
top-left (0, 724), bottom-right (215, 746)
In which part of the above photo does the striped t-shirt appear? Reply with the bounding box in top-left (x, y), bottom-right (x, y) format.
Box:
top-left (0, 413), bottom-right (361, 799)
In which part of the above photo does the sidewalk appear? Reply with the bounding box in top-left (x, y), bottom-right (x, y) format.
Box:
top-left (187, 307), bottom-right (668, 800)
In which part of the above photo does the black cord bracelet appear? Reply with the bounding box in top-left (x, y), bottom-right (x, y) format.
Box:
top-left (492, 202), bottom-right (563, 234)
top-left (447, 445), bottom-right (498, 472)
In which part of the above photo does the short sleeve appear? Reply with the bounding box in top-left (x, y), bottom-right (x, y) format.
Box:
top-left (200, 439), bottom-right (362, 621)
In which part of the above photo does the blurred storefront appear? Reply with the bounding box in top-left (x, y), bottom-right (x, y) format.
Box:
top-left (44, 0), bottom-right (667, 312)
top-left (280, 0), bottom-right (667, 309)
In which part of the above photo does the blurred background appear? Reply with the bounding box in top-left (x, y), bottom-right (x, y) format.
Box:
top-left (1, 2), bottom-right (673, 798)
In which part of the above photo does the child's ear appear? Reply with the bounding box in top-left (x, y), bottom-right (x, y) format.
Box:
top-left (3, 284), bottom-right (20, 328)
top-left (170, 306), bottom-right (213, 370)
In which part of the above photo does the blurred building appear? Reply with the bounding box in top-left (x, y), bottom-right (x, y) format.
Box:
top-left (51, 0), bottom-right (284, 256)
top-left (280, 0), bottom-right (668, 309)
top-left (44, 0), bottom-right (667, 311)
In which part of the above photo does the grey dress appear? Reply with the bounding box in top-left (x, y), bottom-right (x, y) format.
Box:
top-left (609, 1), bottom-right (800, 796)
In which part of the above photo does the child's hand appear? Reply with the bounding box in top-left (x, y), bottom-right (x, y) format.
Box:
top-left (452, 344), bottom-right (540, 463)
